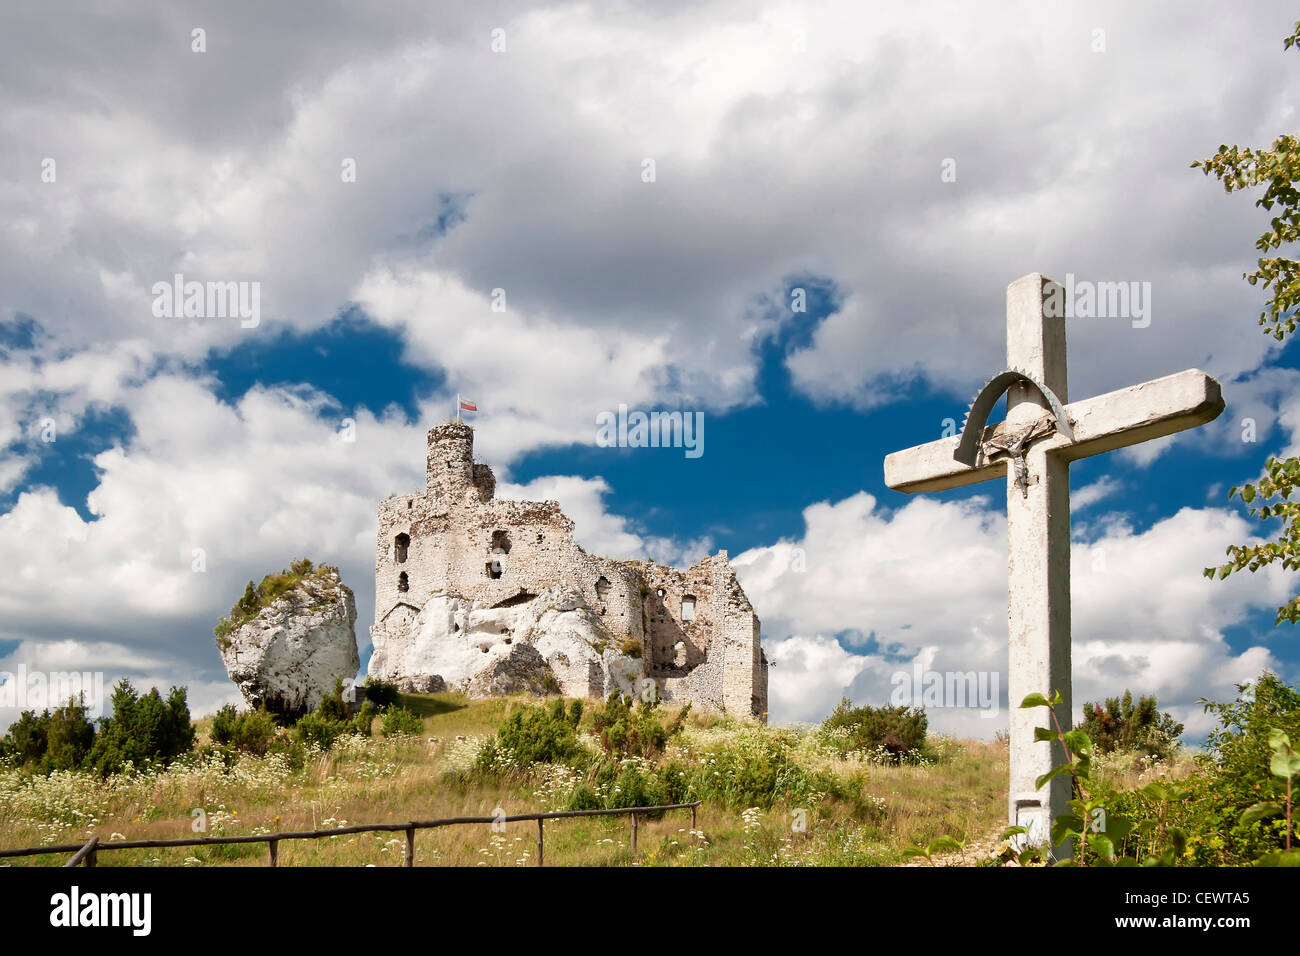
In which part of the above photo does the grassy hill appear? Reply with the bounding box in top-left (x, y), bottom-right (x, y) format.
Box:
top-left (0, 693), bottom-right (1009, 867)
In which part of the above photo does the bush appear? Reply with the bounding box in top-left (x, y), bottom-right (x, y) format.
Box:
top-left (382, 707), bottom-right (424, 737)
top-left (0, 697), bottom-right (98, 773)
top-left (1078, 671), bottom-right (1300, 866)
top-left (818, 698), bottom-right (927, 762)
top-left (87, 681), bottom-right (196, 776)
top-left (589, 692), bottom-right (689, 759)
top-left (292, 680), bottom-right (373, 749)
top-left (210, 705), bottom-right (278, 756)
top-left (364, 679), bottom-right (401, 709)
top-left (294, 713), bottom-right (343, 749)
top-left (477, 698), bottom-right (584, 772)
top-left (0, 709), bottom-right (50, 766)
top-left (1077, 690), bottom-right (1184, 760)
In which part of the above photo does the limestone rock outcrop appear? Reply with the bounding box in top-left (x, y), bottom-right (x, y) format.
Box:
top-left (216, 566), bottom-right (360, 717)
top-left (368, 585), bottom-right (644, 699)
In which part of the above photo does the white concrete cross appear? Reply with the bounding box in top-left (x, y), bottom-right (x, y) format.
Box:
top-left (883, 273), bottom-right (1225, 849)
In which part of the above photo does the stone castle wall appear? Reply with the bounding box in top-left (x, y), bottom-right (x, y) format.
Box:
top-left (371, 421), bottom-right (768, 719)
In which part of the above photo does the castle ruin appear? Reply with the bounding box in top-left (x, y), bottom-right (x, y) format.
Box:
top-left (367, 421), bottom-right (768, 720)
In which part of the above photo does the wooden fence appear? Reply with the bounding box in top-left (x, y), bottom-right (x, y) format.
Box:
top-left (0, 802), bottom-right (701, 868)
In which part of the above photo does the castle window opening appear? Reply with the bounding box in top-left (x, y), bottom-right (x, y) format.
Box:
top-left (397, 572), bottom-right (409, 593)
top-left (394, 533), bottom-right (410, 563)
top-left (491, 530), bottom-right (512, 554)
top-left (681, 595), bottom-right (696, 622)
top-left (486, 560), bottom-right (503, 580)
top-left (656, 588), bottom-right (665, 598)
top-left (595, 576), bottom-right (611, 601)
top-left (536, 533), bottom-right (543, 543)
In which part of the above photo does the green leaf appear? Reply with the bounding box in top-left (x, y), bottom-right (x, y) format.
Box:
top-left (1240, 801), bottom-right (1283, 825)
top-left (1087, 833), bottom-right (1116, 863)
top-left (1020, 693), bottom-right (1051, 709)
top-left (1035, 764), bottom-right (1070, 790)
top-left (928, 835), bottom-right (963, 854)
top-left (1271, 750), bottom-right (1300, 780)
top-left (1063, 729), bottom-right (1093, 755)
top-left (1051, 814), bottom-right (1084, 845)
top-left (1034, 726), bottom-right (1057, 742)
top-left (1102, 813), bottom-right (1134, 843)
top-left (999, 826), bottom-right (1027, 840)
top-left (901, 846), bottom-right (928, 859)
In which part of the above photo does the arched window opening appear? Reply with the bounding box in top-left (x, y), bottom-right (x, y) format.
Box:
top-left (681, 595), bottom-right (696, 622)
top-left (595, 576), bottom-right (611, 601)
top-left (397, 572), bottom-right (409, 593)
top-left (490, 530), bottom-right (512, 554)
top-left (394, 533), bottom-right (410, 563)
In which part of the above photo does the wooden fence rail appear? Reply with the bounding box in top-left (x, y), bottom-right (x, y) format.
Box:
top-left (0, 802), bottom-right (701, 868)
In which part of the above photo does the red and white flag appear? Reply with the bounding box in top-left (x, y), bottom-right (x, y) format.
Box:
top-left (458, 396), bottom-right (477, 412)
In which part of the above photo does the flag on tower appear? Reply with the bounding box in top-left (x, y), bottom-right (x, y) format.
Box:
top-left (458, 396), bottom-right (477, 412)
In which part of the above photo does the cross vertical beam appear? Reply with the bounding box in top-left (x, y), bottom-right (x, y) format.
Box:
top-left (1004, 274), bottom-right (1072, 847)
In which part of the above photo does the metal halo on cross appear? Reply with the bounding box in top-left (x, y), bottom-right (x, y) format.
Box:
top-left (953, 368), bottom-right (1075, 466)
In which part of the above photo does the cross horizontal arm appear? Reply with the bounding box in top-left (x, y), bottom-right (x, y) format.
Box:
top-left (883, 368), bottom-right (1224, 494)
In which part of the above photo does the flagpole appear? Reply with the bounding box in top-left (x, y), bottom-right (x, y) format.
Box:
top-left (456, 393), bottom-right (460, 423)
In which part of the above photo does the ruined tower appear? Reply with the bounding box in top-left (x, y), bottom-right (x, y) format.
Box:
top-left (369, 422), bottom-right (769, 719)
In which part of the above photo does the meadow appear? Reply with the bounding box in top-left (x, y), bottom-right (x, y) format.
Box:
top-left (0, 693), bottom-right (1016, 867)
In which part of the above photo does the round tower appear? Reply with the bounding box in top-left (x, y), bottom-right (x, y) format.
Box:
top-left (426, 421), bottom-right (476, 500)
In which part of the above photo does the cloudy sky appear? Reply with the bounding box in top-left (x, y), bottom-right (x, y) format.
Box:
top-left (1, 0), bottom-right (1298, 738)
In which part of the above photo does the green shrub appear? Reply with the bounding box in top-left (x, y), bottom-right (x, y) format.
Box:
top-left (1042, 672), bottom-right (1300, 866)
top-left (86, 681), bottom-right (196, 776)
top-left (382, 706), bottom-right (424, 737)
top-left (291, 680), bottom-right (373, 748)
top-left (364, 678), bottom-right (401, 709)
top-left (294, 713), bottom-right (344, 749)
top-left (210, 705), bottom-right (278, 756)
top-left (589, 692), bottom-right (688, 759)
top-left (1194, 671), bottom-right (1300, 862)
top-left (818, 697), bottom-right (927, 762)
top-left (477, 698), bottom-right (584, 772)
top-left (1078, 690), bottom-right (1184, 760)
top-left (0, 709), bottom-right (50, 766)
top-left (1, 696), bottom-right (98, 773)
top-left (315, 678), bottom-right (350, 722)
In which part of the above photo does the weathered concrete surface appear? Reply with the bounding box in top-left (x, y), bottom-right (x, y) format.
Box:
top-left (882, 272), bottom-right (1226, 851)
top-left (883, 368), bottom-right (1224, 494)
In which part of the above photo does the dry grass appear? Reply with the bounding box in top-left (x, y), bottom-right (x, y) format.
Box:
top-left (0, 693), bottom-right (1010, 867)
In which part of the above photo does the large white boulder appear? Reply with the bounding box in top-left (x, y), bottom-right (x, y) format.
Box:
top-left (216, 566), bottom-right (360, 716)
top-left (368, 585), bottom-right (643, 698)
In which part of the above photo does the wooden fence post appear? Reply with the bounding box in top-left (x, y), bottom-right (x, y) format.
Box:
top-left (405, 827), bottom-right (415, 867)
top-left (691, 804), bottom-right (697, 831)
top-left (268, 840), bottom-right (278, 867)
top-left (537, 819), bottom-right (544, 867)
top-left (630, 812), bottom-right (638, 859)
top-left (63, 836), bottom-right (98, 868)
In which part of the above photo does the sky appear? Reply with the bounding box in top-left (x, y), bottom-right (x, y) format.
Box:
top-left (1, 0), bottom-right (1298, 740)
